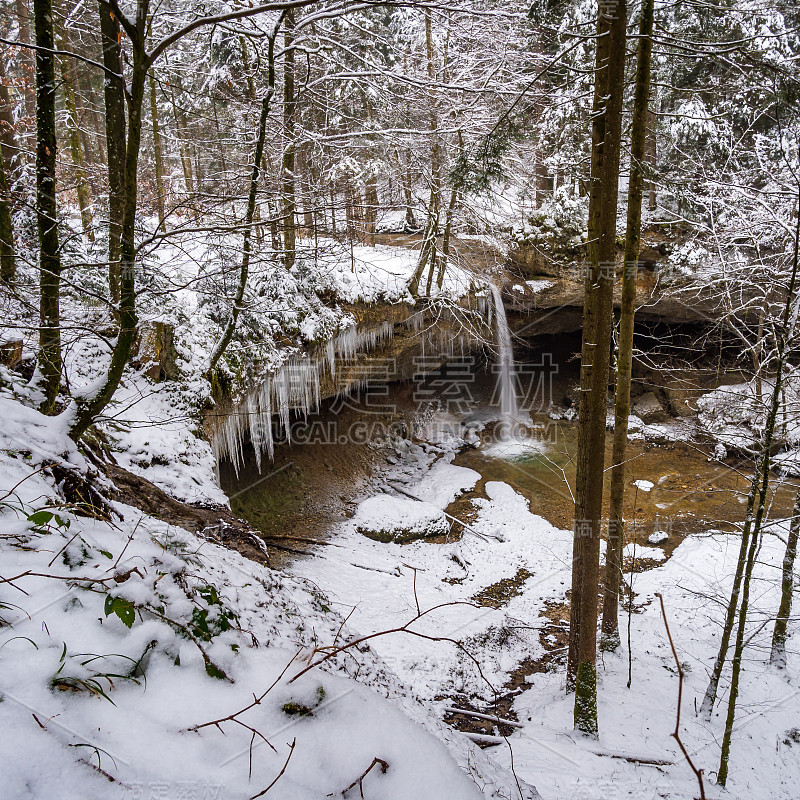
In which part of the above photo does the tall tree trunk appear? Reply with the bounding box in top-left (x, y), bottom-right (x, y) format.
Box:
top-left (364, 174), bottom-right (378, 246)
top-left (717, 207), bottom-right (800, 786)
top-left (15, 0), bottom-right (36, 126)
top-left (569, 0), bottom-right (627, 737)
top-left (0, 142), bottom-right (15, 283)
top-left (601, 0), bottom-right (654, 651)
top-left (282, 8), bottom-right (297, 270)
top-left (401, 151), bottom-right (416, 229)
top-left (98, 0), bottom-right (126, 304)
top-left (437, 186), bottom-right (458, 290)
top-left (166, 71), bottom-right (194, 199)
top-left (207, 20), bottom-right (281, 374)
top-left (150, 73), bottom-right (166, 227)
top-left (770, 487), bottom-right (800, 668)
top-left (34, 0), bottom-right (62, 414)
top-left (646, 106), bottom-right (657, 210)
top-left (0, 58), bottom-right (24, 182)
top-left (58, 25), bottom-right (94, 242)
top-left (70, 0), bottom-right (149, 441)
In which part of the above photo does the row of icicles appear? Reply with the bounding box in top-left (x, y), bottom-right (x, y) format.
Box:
top-left (212, 288), bottom-right (513, 472)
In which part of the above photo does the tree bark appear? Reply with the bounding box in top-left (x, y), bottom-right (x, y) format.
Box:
top-left (150, 73), bottom-right (166, 227)
top-left (601, 0), bottom-right (654, 651)
top-left (34, 0), bottom-right (62, 414)
top-left (0, 142), bottom-right (15, 283)
top-left (282, 7), bottom-right (297, 270)
top-left (58, 25), bottom-right (94, 242)
top-left (0, 58), bottom-right (24, 182)
top-left (15, 0), bottom-right (36, 126)
top-left (70, 0), bottom-right (149, 440)
top-left (569, 0), bottom-right (627, 737)
top-left (98, 0), bottom-right (127, 304)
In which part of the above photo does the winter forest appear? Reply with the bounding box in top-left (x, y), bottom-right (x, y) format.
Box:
top-left (1, 0), bottom-right (799, 797)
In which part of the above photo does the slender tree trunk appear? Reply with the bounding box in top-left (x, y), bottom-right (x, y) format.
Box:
top-left (58, 29), bottom-right (94, 242)
top-left (770, 487), bottom-right (800, 668)
top-left (166, 72), bottom-right (194, 198)
top-left (364, 174), bottom-right (378, 246)
top-left (646, 106), bottom-right (657, 211)
top-left (601, 0), bottom-right (654, 651)
top-left (15, 0), bottom-right (36, 126)
top-left (0, 142), bottom-right (15, 283)
top-left (0, 58), bottom-right (24, 182)
top-left (401, 151), bottom-right (416, 230)
top-left (700, 475), bottom-right (759, 717)
top-left (411, 8), bottom-right (442, 299)
top-left (282, 8), bottom-right (297, 270)
top-left (207, 21), bottom-right (281, 374)
top-left (34, 0), bottom-right (62, 414)
top-left (437, 185), bottom-right (458, 290)
top-left (717, 207), bottom-right (800, 786)
top-left (98, 0), bottom-right (126, 304)
top-left (70, 1), bottom-right (149, 441)
top-left (150, 73), bottom-right (166, 227)
top-left (569, 0), bottom-right (627, 737)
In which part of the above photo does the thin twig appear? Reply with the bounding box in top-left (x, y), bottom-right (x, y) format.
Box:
top-left (249, 738), bottom-right (296, 800)
top-left (656, 593), bottom-right (707, 800)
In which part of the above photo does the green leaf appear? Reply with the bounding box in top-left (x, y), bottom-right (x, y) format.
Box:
top-left (104, 596), bottom-right (135, 628)
top-left (99, 550), bottom-right (113, 559)
top-left (27, 511), bottom-right (54, 526)
top-left (113, 600), bottom-right (135, 629)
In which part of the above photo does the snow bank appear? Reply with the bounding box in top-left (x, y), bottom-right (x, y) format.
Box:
top-left (0, 395), bottom-right (527, 800)
top-left (352, 494), bottom-right (450, 542)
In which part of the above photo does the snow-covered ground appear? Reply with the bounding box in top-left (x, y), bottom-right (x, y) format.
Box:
top-left (0, 391), bottom-right (530, 800)
top-left (289, 418), bottom-right (800, 800)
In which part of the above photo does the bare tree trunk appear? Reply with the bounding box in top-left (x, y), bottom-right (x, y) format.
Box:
top-left (34, 0), bottom-right (62, 414)
top-left (569, 0), bottom-right (627, 738)
top-left (364, 174), bottom-right (378, 246)
top-left (15, 0), bottom-right (36, 126)
top-left (771, 487), bottom-right (800, 668)
top-left (207, 19), bottom-right (281, 374)
top-left (401, 151), bottom-right (416, 230)
top-left (0, 59), bottom-right (24, 182)
top-left (437, 185), bottom-right (458, 290)
top-left (98, 0), bottom-right (126, 304)
top-left (150, 73), bottom-right (166, 227)
top-left (282, 8), bottom-right (297, 270)
top-left (0, 142), bottom-right (15, 283)
top-left (646, 106), bottom-right (657, 211)
top-left (58, 25), bottom-right (94, 242)
top-left (601, 0), bottom-right (654, 651)
top-left (717, 207), bottom-right (800, 786)
top-left (70, 0), bottom-right (149, 441)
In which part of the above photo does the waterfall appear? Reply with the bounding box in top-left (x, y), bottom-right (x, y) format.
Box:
top-left (489, 284), bottom-right (519, 431)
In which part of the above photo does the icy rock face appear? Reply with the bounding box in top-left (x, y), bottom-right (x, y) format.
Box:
top-left (352, 495), bottom-right (449, 543)
top-left (211, 297), bottom-right (490, 474)
top-left (211, 321), bottom-right (396, 472)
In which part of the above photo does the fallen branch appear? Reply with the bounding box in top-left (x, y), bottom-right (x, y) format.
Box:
top-left (442, 706), bottom-right (524, 729)
top-left (341, 756), bottom-right (388, 797)
top-left (387, 483), bottom-right (496, 541)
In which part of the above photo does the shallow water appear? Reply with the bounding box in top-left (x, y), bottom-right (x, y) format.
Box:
top-left (454, 415), bottom-right (798, 551)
